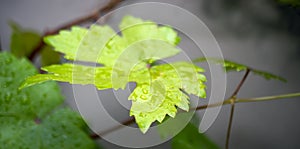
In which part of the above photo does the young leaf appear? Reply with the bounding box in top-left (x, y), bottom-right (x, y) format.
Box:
top-left (20, 63), bottom-right (113, 90)
top-left (0, 52), bottom-right (96, 148)
top-left (252, 69), bottom-right (287, 82)
top-left (21, 16), bottom-right (207, 133)
top-left (172, 123), bottom-right (220, 149)
top-left (193, 57), bottom-right (247, 72)
top-left (193, 57), bottom-right (287, 82)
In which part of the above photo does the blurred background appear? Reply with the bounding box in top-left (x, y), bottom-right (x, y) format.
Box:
top-left (1, 0), bottom-right (300, 148)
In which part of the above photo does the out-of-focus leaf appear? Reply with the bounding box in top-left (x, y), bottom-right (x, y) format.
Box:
top-left (0, 52), bottom-right (96, 149)
top-left (0, 52), bottom-right (62, 118)
top-left (172, 122), bottom-right (220, 149)
top-left (40, 45), bottom-right (60, 66)
top-left (9, 21), bottom-right (41, 58)
top-left (194, 57), bottom-right (287, 82)
top-left (278, 0), bottom-right (300, 6)
top-left (252, 69), bottom-right (287, 82)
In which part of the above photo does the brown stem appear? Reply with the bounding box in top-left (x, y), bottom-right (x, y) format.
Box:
top-left (225, 69), bottom-right (250, 149)
top-left (90, 117), bottom-right (135, 139)
top-left (89, 91), bottom-right (300, 140)
top-left (231, 69), bottom-right (251, 97)
top-left (28, 0), bottom-right (124, 62)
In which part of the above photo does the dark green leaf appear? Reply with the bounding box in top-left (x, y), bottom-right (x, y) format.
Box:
top-left (9, 21), bottom-right (41, 58)
top-left (194, 57), bottom-right (287, 82)
top-left (40, 45), bottom-right (60, 66)
top-left (0, 52), bottom-right (96, 149)
top-left (172, 122), bottom-right (220, 149)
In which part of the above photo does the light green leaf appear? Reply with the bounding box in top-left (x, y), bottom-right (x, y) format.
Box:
top-left (9, 21), bottom-right (41, 58)
top-left (194, 57), bottom-right (286, 82)
top-left (20, 63), bottom-right (113, 90)
top-left (119, 15), bottom-right (180, 46)
top-left (129, 62), bottom-right (206, 133)
top-left (172, 122), bottom-right (220, 149)
top-left (0, 52), bottom-right (96, 148)
top-left (22, 16), bottom-right (206, 133)
top-left (44, 25), bottom-right (117, 65)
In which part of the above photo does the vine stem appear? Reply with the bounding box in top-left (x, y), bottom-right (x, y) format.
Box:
top-left (28, 0), bottom-right (124, 61)
top-left (89, 91), bottom-right (300, 139)
top-left (225, 68), bottom-right (250, 149)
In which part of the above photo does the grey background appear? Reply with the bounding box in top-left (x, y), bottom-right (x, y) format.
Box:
top-left (1, 0), bottom-right (300, 148)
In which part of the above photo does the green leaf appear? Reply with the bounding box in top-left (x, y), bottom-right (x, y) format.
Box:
top-left (0, 52), bottom-right (96, 148)
top-left (22, 16), bottom-right (207, 133)
top-left (0, 52), bottom-right (62, 118)
top-left (172, 122), bottom-right (220, 149)
top-left (0, 108), bottom-right (96, 149)
top-left (193, 57), bottom-right (247, 72)
top-left (252, 69), bottom-right (287, 82)
top-left (129, 62), bottom-right (206, 133)
top-left (277, 0), bottom-right (300, 6)
top-left (9, 21), bottom-right (41, 58)
top-left (40, 45), bottom-right (60, 66)
top-left (20, 64), bottom-right (113, 90)
top-left (194, 57), bottom-right (287, 82)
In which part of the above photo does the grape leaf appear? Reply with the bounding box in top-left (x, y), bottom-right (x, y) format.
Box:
top-left (21, 16), bottom-right (206, 133)
top-left (9, 21), bottom-right (41, 58)
top-left (172, 122), bottom-right (220, 149)
top-left (0, 52), bottom-right (62, 118)
top-left (0, 52), bottom-right (96, 148)
top-left (20, 63), bottom-right (113, 90)
top-left (193, 57), bottom-right (247, 72)
top-left (193, 57), bottom-right (286, 82)
top-left (129, 62), bottom-right (206, 132)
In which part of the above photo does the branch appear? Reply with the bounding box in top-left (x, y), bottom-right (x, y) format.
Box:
top-left (226, 69), bottom-right (250, 149)
top-left (90, 92), bottom-right (300, 139)
top-left (28, 0), bottom-right (124, 61)
top-left (90, 117), bottom-right (134, 139)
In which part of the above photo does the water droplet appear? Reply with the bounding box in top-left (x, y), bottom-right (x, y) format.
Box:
top-left (140, 95), bottom-right (147, 100)
top-left (142, 89), bottom-right (148, 94)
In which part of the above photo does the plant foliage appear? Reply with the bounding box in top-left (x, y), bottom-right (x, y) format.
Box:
top-left (9, 21), bottom-right (60, 66)
top-left (172, 122), bottom-right (220, 149)
top-left (0, 52), bottom-right (96, 148)
top-left (21, 16), bottom-right (207, 133)
top-left (193, 57), bottom-right (286, 82)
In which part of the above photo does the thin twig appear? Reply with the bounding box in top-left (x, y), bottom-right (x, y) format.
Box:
top-left (90, 117), bottom-right (135, 139)
top-left (231, 69), bottom-right (251, 97)
top-left (90, 91), bottom-right (300, 139)
top-left (28, 0), bottom-right (124, 61)
top-left (225, 69), bottom-right (250, 149)
top-left (237, 92), bottom-right (300, 103)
